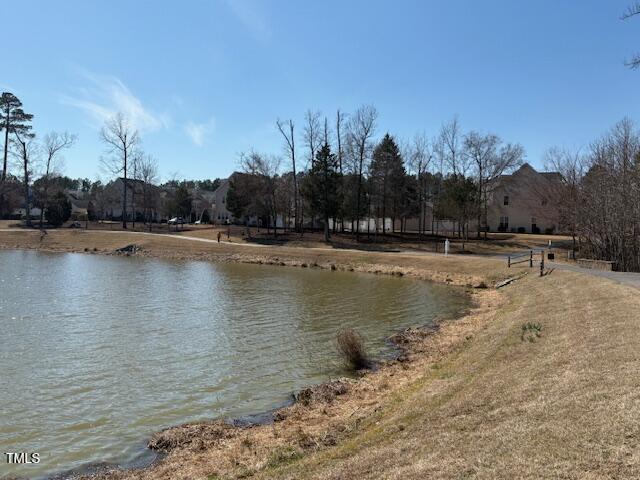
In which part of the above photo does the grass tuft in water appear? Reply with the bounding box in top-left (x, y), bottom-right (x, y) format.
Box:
top-left (337, 328), bottom-right (370, 370)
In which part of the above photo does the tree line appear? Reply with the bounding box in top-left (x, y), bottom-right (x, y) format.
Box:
top-left (544, 118), bottom-right (640, 272)
top-left (228, 106), bottom-right (525, 241)
top-left (0, 92), bottom-right (222, 227)
top-left (0, 92), bottom-right (78, 226)
top-left (6, 90), bottom-right (640, 272)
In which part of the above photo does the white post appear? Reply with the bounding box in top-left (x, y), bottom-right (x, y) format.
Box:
top-left (444, 238), bottom-right (450, 256)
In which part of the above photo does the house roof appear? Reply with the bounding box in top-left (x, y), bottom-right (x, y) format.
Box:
top-left (65, 191), bottom-right (91, 209)
top-left (212, 178), bottom-right (231, 196)
top-left (497, 163), bottom-right (562, 182)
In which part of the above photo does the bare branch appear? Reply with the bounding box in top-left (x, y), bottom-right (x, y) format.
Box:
top-left (303, 110), bottom-right (322, 166)
top-left (622, 2), bottom-right (640, 19)
top-left (625, 53), bottom-right (640, 69)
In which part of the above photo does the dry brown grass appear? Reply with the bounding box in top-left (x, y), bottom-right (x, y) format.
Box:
top-left (0, 219), bottom-right (572, 255)
top-left (249, 271), bottom-right (640, 480)
top-left (74, 267), bottom-right (640, 480)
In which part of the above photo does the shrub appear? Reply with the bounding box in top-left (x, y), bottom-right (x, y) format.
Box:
top-left (47, 191), bottom-right (72, 227)
top-left (521, 322), bottom-right (543, 342)
top-left (336, 328), bottom-right (369, 370)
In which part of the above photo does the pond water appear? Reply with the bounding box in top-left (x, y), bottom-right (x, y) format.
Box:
top-left (0, 250), bottom-right (469, 479)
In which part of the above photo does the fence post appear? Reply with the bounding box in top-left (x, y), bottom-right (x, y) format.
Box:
top-left (529, 250), bottom-right (533, 268)
top-left (508, 256), bottom-right (511, 268)
top-left (540, 251), bottom-right (544, 277)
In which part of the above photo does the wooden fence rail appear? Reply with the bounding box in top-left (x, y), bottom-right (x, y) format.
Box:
top-left (508, 250), bottom-right (546, 277)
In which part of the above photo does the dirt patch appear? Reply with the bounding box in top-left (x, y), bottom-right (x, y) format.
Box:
top-left (148, 421), bottom-right (238, 453)
top-left (295, 380), bottom-right (351, 407)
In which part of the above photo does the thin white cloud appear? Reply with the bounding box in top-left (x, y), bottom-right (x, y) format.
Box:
top-left (61, 70), bottom-right (170, 132)
top-left (223, 0), bottom-right (271, 42)
top-left (184, 117), bottom-right (216, 146)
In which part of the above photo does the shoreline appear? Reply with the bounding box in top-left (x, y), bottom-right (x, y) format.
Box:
top-left (76, 290), bottom-right (496, 480)
top-left (0, 228), bottom-right (510, 287)
top-left (0, 230), bottom-right (508, 480)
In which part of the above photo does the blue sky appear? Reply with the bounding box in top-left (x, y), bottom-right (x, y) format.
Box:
top-left (4, 0), bottom-right (640, 181)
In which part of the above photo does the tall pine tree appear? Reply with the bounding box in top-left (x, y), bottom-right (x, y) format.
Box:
top-left (0, 92), bottom-right (33, 181)
top-left (370, 133), bottom-right (405, 234)
top-left (303, 143), bottom-right (342, 241)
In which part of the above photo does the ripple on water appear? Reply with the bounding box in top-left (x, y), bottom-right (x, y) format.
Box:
top-left (0, 250), bottom-right (469, 479)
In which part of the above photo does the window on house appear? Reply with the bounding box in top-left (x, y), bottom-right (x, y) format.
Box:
top-left (503, 195), bottom-right (509, 206)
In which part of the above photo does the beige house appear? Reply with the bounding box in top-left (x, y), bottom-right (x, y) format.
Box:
top-left (211, 177), bottom-right (234, 223)
top-left (486, 163), bottom-right (562, 234)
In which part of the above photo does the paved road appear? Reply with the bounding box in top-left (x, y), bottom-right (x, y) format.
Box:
top-left (546, 260), bottom-right (640, 289)
top-left (493, 249), bottom-right (640, 290)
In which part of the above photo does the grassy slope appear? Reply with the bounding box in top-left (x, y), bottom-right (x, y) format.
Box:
top-left (257, 270), bottom-right (640, 479)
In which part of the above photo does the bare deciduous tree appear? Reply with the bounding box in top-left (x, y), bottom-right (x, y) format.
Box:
top-left (579, 118), bottom-right (640, 271)
top-left (406, 132), bottom-right (433, 238)
top-left (622, 2), bottom-right (640, 68)
top-left (335, 110), bottom-right (346, 175)
top-left (136, 153), bottom-right (159, 226)
top-left (464, 131), bottom-right (524, 238)
top-left (276, 118), bottom-right (300, 232)
top-left (335, 109), bottom-right (347, 233)
top-left (303, 110), bottom-right (322, 167)
top-left (239, 150), bottom-right (282, 236)
top-left (100, 113), bottom-right (139, 229)
top-left (346, 105), bottom-right (377, 239)
top-left (437, 116), bottom-right (469, 176)
top-left (38, 132), bottom-right (77, 227)
top-left (543, 146), bottom-right (585, 251)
